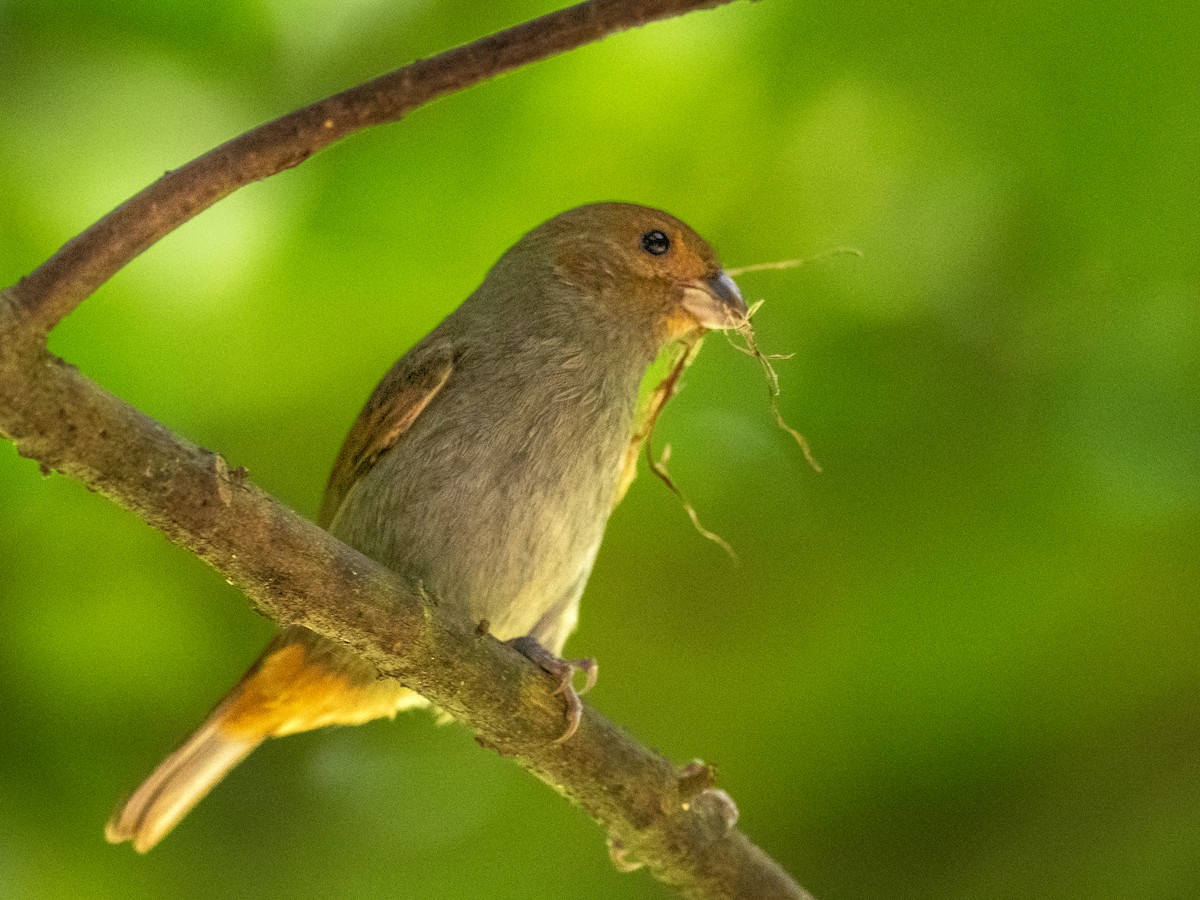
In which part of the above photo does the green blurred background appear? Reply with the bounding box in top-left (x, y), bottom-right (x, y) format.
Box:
top-left (1, 1), bottom-right (1197, 897)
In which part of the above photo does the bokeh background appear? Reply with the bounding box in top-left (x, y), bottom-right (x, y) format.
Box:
top-left (1, 1), bottom-right (1197, 897)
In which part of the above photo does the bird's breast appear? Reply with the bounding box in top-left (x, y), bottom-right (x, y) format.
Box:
top-left (331, 347), bottom-right (640, 640)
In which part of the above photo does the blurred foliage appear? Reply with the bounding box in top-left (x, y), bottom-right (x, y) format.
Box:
top-left (1, 1), bottom-right (1198, 898)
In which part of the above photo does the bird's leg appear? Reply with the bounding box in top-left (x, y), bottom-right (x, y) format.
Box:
top-left (506, 636), bottom-right (598, 743)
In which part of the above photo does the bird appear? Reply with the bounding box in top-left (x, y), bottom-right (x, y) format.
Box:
top-left (105, 202), bottom-right (748, 852)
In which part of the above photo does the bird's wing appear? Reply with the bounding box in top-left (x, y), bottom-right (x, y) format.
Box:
top-left (318, 345), bottom-right (455, 529)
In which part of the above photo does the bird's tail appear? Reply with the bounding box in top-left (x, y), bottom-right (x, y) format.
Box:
top-left (105, 710), bottom-right (260, 853)
top-left (106, 627), bottom-right (424, 852)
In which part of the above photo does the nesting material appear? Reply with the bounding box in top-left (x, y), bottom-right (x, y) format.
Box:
top-left (633, 247), bottom-right (861, 556)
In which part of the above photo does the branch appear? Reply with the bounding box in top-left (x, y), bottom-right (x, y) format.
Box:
top-left (0, 2), bottom-right (814, 898)
top-left (0, 336), bottom-right (813, 899)
top-left (6, 0), bottom-right (739, 338)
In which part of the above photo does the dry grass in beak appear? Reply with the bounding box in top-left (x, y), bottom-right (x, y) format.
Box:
top-left (629, 247), bottom-right (858, 559)
top-left (724, 245), bottom-right (863, 278)
top-left (637, 336), bottom-right (738, 562)
top-left (721, 246), bottom-right (863, 472)
top-left (725, 301), bottom-right (822, 473)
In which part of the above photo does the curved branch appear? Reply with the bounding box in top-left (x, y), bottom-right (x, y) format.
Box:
top-left (0, 1), bottom-right (815, 897)
top-left (8, 0), bottom-right (738, 337)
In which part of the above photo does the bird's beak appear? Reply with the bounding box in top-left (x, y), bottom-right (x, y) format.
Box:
top-left (680, 270), bottom-right (749, 331)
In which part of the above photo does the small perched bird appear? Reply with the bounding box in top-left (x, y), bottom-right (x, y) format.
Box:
top-left (106, 202), bottom-right (748, 852)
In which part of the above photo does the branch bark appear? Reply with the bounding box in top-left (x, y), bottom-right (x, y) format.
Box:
top-left (0, 2), bottom-right (813, 898)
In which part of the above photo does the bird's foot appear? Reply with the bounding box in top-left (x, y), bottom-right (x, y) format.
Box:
top-left (506, 636), bottom-right (597, 743)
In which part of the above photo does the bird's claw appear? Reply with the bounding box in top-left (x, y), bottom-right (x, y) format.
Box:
top-left (506, 636), bottom-right (597, 743)
top-left (552, 682), bottom-right (584, 744)
top-left (555, 656), bottom-right (598, 696)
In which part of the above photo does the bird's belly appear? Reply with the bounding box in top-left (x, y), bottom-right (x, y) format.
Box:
top-left (330, 403), bottom-right (626, 644)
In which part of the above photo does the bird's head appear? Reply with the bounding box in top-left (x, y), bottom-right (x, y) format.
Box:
top-left (509, 202), bottom-right (748, 350)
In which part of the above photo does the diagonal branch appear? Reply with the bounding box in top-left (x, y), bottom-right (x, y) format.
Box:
top-left (0, 325), bottom-right (812, 900)
top-left (7, 0), bottom-right (739, 338)
top-left (0, 1), bottom-right (814, 897)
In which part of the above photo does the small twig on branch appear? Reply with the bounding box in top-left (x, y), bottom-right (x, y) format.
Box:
top-left (0, 2), bottom-right (815, 898)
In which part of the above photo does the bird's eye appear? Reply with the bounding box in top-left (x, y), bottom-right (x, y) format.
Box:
top-left (641, 230), bottom-right (671, 256)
